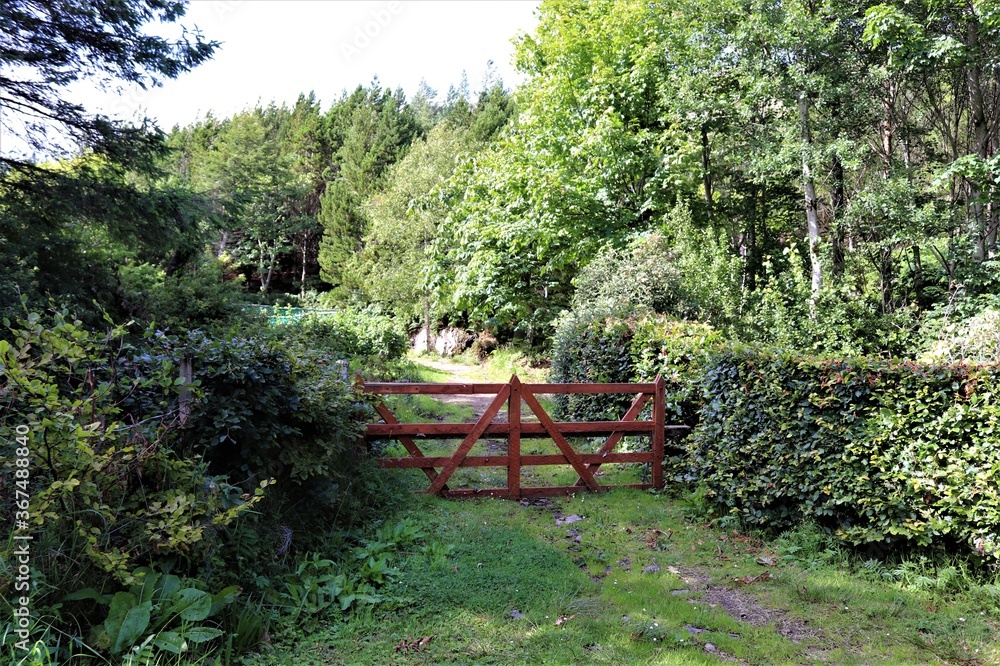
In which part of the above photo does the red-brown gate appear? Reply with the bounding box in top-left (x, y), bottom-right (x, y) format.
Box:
top-left (360, 374), bottom-right (686, 499)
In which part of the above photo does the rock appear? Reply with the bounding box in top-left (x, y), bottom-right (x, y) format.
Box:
top-left (435, 327), bottom-right (472, 356)
top-left (411, 326), bottom-right (473, 356)
top-left (555, 514), bottom-right (583, 526)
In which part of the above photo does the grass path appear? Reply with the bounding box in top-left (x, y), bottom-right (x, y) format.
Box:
top-left (254, 489), bottom-right (1000, 665)
top-left (409, 355), bottom-right (512, 421)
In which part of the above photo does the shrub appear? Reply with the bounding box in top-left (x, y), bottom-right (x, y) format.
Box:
top-left (117, 256), bottom-right (261, 333)
top-left (134, 328), bottom-right (378, 530)
top-left (270, 308), bottom-right (408, 361)
top-left (692, 348), bottom-right (1000, 561)
top-left (0, 310), bottom-right (267, 666)
top-left (550, 311), bottom-right (723, 428)
top-left (739, 249), bottom-right (921, 358)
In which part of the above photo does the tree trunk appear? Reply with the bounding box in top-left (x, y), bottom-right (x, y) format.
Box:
top-left (424, 296), bottom-right (432, 354)
top-left (701, 123), bottom-right (713, 222)
top-left (831, 156), bottom-right (846, 279)
top-left (968, 19), bottom-right (989, 261)
top-left (798, 91), bottom-right (822, 296)
top-left (300, 240), bottom-right (308, 298)
top-left (742, 183), bottom-right (758, 292)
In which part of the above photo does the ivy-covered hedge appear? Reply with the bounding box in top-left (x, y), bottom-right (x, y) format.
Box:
top-left (550, 312), bottom-right (723, 427)
top-left (692, 349), bottom-right (1000, 560)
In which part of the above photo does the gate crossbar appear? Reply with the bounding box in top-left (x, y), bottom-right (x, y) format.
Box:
top-left (361, 373), bottom-right (685, 499)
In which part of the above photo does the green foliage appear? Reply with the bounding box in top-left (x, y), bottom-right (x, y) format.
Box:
top-left (692, 348), bottom-right (1000, 561)
top-left (551, 311), bottom-right (723, 428)
top-left (353, 122), bottom-right (477, 320)
top-left (151, 328), bottom-right (368, 491)
top-left (741, 247), bottom-right (922, 358)
top-left (274, 519), bottom-right (432, 631)
top-left (118, 256), bottom-right (259, 332)
top-left (271, 308), bottom-right (408, 360)
top-left (0, 310), bottom-right (261, 588)
top-left (64, 569), bottom-right (236, 657)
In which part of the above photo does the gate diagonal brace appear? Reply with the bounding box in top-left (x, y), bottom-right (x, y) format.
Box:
top-left (426, 385), bottom-right (511, 496)
top-left (373, 401), bottom-right (447, 489)
top-left (519, 385), bottom-right (602, 493)
top-left (573, 391), bottom-right (651, 487)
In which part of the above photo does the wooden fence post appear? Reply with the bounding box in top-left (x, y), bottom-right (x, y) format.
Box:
top-left (508, 375), bottom-right (521, 500)
top-left (652, 374), bottom-right (665, 489)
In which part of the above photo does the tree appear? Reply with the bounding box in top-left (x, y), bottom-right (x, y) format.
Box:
top-left (355, 122), bottom-right (476, 322)
top-left (1, 0), bottom-right (216, 169)
top-left (316, 84), bottom-right (421, 297)
top-left (0, 0), bottom-right (218, 317)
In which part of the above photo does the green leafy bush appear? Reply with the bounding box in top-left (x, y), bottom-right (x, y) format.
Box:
top-left (63, 568), bottom-right (237, 658)
top-left (0, 311), bottom-right (261, 588)
top-left (270, 308), bottom-right (408, 360)
top-left (692, 348), bottom-right (1000, 561)
top-left (550, 311), bottom-right (723, 427)
top-left (132, 327), bottom-right (380, 537)
top-left (0, 309), bottom-right (268, 664)
top-left (740, 248), bottom-right (921, 358)
top-left (117, 256), bottom-right (261, 333)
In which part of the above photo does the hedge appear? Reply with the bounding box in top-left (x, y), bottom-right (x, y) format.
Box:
top-left (692, 349), bottom-right (1000, 560)
top-left (550, 312), bottom-right (723, 428)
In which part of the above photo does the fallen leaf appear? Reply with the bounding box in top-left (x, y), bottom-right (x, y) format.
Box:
top-left (756, 556), bottom-right (777, 567)
top-left (555, 614), bottom-right (576, 626)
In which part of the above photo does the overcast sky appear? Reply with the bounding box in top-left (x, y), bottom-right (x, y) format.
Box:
top-left (97, 0), bottom-right (540, 127)
top-left (2, 0), bottom-right (540, 157)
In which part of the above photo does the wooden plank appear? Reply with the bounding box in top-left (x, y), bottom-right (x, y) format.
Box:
top-left (652, 374), bottom-right (665, 489)
top-left (520, 384), bottom-right (602, 492)
top-left (372, 401), bottom-right (444, 487)
top-left (574, 392), bottom-right (650, 487)
top-left (444, 484), bottom-right (654, 499)
top-left (508, 375), bottom-right (521, 500)
top-left (362, 382), bottom-right (656, 395)
top-left (524, 383), bottom-right (657, 394)
top-left (362, 382), bottom-right (506, 395)
top-left (425, 384), bottom-right (511, 495)
top-left (365, 421), bottom-right (671, 438)
top-left (437, 488), bottom-right (512, 499)
top-left (378, 452), bottom-right (655, 469)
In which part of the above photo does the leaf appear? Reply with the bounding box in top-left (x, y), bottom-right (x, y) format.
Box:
top-left (184, 627), bottom-right (224, 644)
top-left (152, 631), bottom-right (186, 654)
top-left (209, 585), bottom-right (240, 616)
top-left (105, 592), bottom-right (152, 654)
top-left (63, 588), bottom-right (113, 605)
top-left (168, 588), bottom-right (212, 622)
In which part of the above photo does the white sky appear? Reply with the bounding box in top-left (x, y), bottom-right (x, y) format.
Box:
top-left (2, 0), bottom-right (540, 157)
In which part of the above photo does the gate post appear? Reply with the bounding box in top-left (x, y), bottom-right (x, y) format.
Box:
top-left (652, 374), bottom-right (665, 489)
top-left (507, 375), bottom-right (521, 500)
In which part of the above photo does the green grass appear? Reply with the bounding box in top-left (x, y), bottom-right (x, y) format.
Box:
top-left (246, 489), bottom-right (1000, 665)
top-left (447, 345), bottom-right (551, 384)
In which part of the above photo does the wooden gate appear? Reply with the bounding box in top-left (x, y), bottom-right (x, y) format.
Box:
top-left (360, 374), bottom-right (687, 499)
